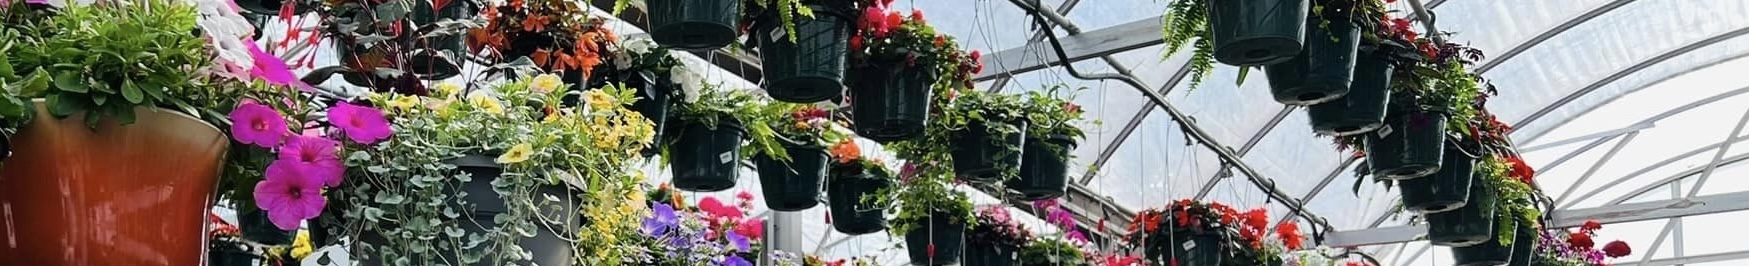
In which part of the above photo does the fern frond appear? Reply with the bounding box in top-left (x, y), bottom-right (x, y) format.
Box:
top-left (613, 0), bottom-right (632, 15)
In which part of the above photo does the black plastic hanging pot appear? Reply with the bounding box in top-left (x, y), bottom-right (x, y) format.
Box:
top-left (754, 142), bottom-right (828, 211)
top-left (1365, 106), bottom-right (1448, 179)
top-left (1452, 219), bottom-right (1516, 266)
top-left (669, 119), bottom-right (746, 192)
top-left (208, 249), bottom-right (258, 266)
top-left (647, 0), bottom-right (741, 50)
top-left (904, 214), bottom-right (967, 265)
top-left (1144, 231), bottom-right (1225, 266)
top-left (234, 0), bottom-right (308, 15)
top-left (1206, 0), bottom-right (1309, 66)
top-left (848, 64), bottom-right (936, 143)
top-left (1264, 17), bottom-right (1360, 105)
top-left (1506, 224), bottom-right (1536, 266)
top-left (754, 5), bottom-right (852, 103)
top-left (1399, 145), bottom-right (1474, 213)
top-left (964, 243), bottom-right (1019, 266)
top-left (356, 154), bottom-right (585, 265)
top-left (1427, 175), bottom-right (1495, 247)
top-left (625, 70), bottom-right (674, 157)
top-left (1306, 49), bottom-right (1391, 136)
top-left (827, 169), bottom-right (891, 234)
top-left (406, 0), bottom-right (475, 80)
top-left (952, 120), bottom-right (1028, 183)
top-left (1010, 134), bottom-right (1076, 200)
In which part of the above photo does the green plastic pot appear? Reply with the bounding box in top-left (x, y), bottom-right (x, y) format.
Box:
top-left (1399, 146), bottom-right (1474, 213)
top-left (827, 169), bottom-right (891, 235)
top-left (952, 120), bottom-right (1028, 183)
top-left (1365, 107), bottom-right (1447, 179)
top-left (1427, 175), bottom-right (1495, 247)
top-left (406, 0), bottom-right (475, 80)
top-left (1009, 135), bottom-right (1077, 200)
top-left (754, 142), bottom-right (828, 211)
top-left (963, 243), bottom-right (1019, 266)
top-left (1264, 17), bottom-right (1360, 105)
top-left (755, 6), bottom-right (852, 103)
top-left (1506, 224), bottom-right (1536, 266)
top-left (1452, 219), bottom-right (1516, 266)
top-left (1145, 231), bottom-right (1225, 266)
top-left (1206, 0), bottom-right (1309, 66)
top-left (904, 214), bottom-right (967, 265)
top-left (848, 65), bottom-right (936, 142)
top-left (669, 120), bottom-right (746, 192)
top-left (1306, 50), bottom-right (1390, 136)
top-left (648, 0), bottom-right (741, 50)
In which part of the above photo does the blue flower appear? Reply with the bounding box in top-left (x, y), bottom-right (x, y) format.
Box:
top-left (726, 231), bottom-right (751, 252)
top-left (643, 202), bottom-right (679, 236)
top-left (721, 255), bottom-right (752, 266)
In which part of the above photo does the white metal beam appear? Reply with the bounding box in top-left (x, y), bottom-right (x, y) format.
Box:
top-left (972, 15), bottom-right (1163, 82)
top-left (1321, 189), bottom-right (1749, 247)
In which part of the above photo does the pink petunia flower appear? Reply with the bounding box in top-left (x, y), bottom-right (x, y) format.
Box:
top-left (697, 196), bottom-right (744, 220)
top-left (277, 135), bottom-right (344, 187)
top-left (254, 162), bottom-right (327, 231)
top-left (229, 102), bottom-right (288, 148)
top-left (247, 43), bottom-right (309, 90)
top-left (327, 102), bottom-right (393, 144)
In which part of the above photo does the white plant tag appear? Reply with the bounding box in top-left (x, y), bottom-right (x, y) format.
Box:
top-left (1377, 124), bottom-right (1394, 138)
top-left (1182, 239), bottom-right (1197, 251)
top-left (719, 151), bottom-right (734, 164)
top-left (769, 27), bottom-right (786, 41)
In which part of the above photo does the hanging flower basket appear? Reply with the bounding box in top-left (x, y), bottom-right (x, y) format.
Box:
top-left (964, 243), bottom-right (1020, 266)
top-left (1505, 223), bottom-right (1536, 266)
top-left (848, 65), bottom-right (935, 143)
top-left (624, 70), bottom-right (674, 157)
top-left (1205, 0), bottom-right (1309, 66)
top-left (827, 168), bottom-right (891, 234)
top-left (1399, 145), bottom-right (1475, 213)
top-left (1451, 219), bottom-right (1516, 266)
top-left (0, 104), bottom-right (227, 265)
top-left (1145, 231), bottom-right (1226, 266)
top-left (357, 154), bottom-right (585, 265)
top-left (670, 119), bottom-right (747, 192)
top-left (754, 5), bottom-right (854, 103)
top-left (904, 213), bottom-right (968, 265)
top-left (1010, 134), bottom-right (1076, 200)
top-left (405, 0), bottom-right (476, 80)
top-left (647, 0), bottom-right (741, 50)
top-left (1264, 16), bottom-right (1361, 105)
top-left (1427, 175), bottom-right (1495, 247)
top-left (1306, 48), bottom-right (1391, 136)
top-left (952, 120), bottom-right (1028, 182)
top-left (1365, 105), bottom-right (1447, 179)
top-left (755, 141), bottom-right (829, 211)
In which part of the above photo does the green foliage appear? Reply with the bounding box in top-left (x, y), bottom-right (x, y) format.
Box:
top-left (1481, 155), bottom-right (1539, 247)
top-left (665, 78), bottom-right (781, 162)
top-left (752, 102), bottom-right (849, 163)
top-left (884, 174), bottom-right (975, 236)
top-left (1022, 84), bottom-right (1093, 141)
top-left (1019, 238), bottom-right (1088, 265)
top-left (1159, 0), bottom-right (1216, 89)
top-left (744, 0), bottom-right (815, 43)
top-left (9, 0), bottom-right (227, 128)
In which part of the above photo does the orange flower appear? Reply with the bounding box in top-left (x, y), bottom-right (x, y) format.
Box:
top-left (830, 140), bottom-right (861, 163)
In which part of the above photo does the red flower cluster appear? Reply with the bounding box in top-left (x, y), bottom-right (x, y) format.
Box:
top-left (1570, 220), bottom-right (1633, 259)
top-left (1129, 200), bottom-right (1296, 251)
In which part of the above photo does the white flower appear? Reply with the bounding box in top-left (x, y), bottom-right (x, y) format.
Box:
top-left (623, 38), bottom-right (655, 55)
top-left (669, 66), bottom-right (705, 104)
top-left (192, 0), bottom-right (256, 80)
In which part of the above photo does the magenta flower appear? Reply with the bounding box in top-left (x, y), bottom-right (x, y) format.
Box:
top-left (697, 196), bottom-right (744, 220)
top-left (254, 162), bottom-right (326, 231)
top-left (229, 102), bottom-right (288, 148)
top-left (277, 135), bottom-right (344, 187)
top-left (327, 102), bottom-right (393, 144)
top-left (248, 43), bottom-right (310, 91)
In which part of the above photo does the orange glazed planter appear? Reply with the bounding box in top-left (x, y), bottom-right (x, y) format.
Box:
top-left (0, 103), bottom-right (228, 265)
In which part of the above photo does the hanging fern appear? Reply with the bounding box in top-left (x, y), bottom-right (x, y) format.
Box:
top-left (750, 0), bottom-right (813, 43)
top-left (1160, 0), bottom-right (1216, 89)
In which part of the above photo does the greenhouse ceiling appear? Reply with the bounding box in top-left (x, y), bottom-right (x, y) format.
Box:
top-left (569, 0), bottom-right (1749, 265)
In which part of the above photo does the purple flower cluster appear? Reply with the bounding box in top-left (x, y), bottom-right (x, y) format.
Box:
top-left (233, 101), bottom-right (392, 230)
top-left (1536, 229), bottom-right (1606, 265)
top-left (641, 199), bottom-right (762, 266)
top-left (1032, 199), bottom-right (1087, 243)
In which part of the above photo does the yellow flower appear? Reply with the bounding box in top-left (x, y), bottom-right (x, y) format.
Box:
top-left (497, 143), bottom-right (534, 164)
top-left (543, 109), bottom-right (565, 124)
top-left (435, 82), bottom-right (462, 97)
top-left (386, 95), bottom-right (419, 111)
top-left (470, 95), bottom-right (505, 115)
top-left (583, 90), bottom-right (616, 109)
top-left (531, 74), bottom-right (564, 93)
top-left (290, 230), bottom-right (313, 259)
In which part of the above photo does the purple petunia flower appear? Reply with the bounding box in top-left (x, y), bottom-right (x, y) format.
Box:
top-left (277, 135), bottom-right (344, 187)
top-left (721, 255), bottom-right (752, 266)
top-left (327, 102), bottom-right (393, 144)
top-left (726, 231), bottom-right (750, 252)
top-left (644, 202), bottom-right (679, 237)
top-left (228, 102), bottom-right (288, 148)
top-left (254, 162), bottom-right (326, 230)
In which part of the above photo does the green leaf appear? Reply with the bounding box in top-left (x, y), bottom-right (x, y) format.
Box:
top-left (373, 191), bottom-right (405, 204)
top-left (19, 70), bottom-right (51, 95)
top-left (90, 93), bottom-right (106, 106)
top-left (0, 52), bottom-right (12, 79)
top-left (53, 71), bottom-right (86, 93)
top-left (47, 93), bottom-right (82, 118)
top-left (114, 104), bottom-right (135, 125)
top-left (120, 80), bottom-right (143, 104)
top-left (0, 96), bottom-right (27, 118)
top-left (1235, 67), bottom-right (1251, 86)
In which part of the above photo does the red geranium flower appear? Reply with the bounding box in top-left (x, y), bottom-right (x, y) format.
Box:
top-left (1603, 240), bottom-right (1632, 258)
top-left (1568, 232), bottom-right (1594, 249)
top-left (1581, 220), bottom-right (1603, 232)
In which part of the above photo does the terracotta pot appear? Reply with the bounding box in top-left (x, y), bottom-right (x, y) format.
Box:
top-left (0, 103), bottom-right (228, 265)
